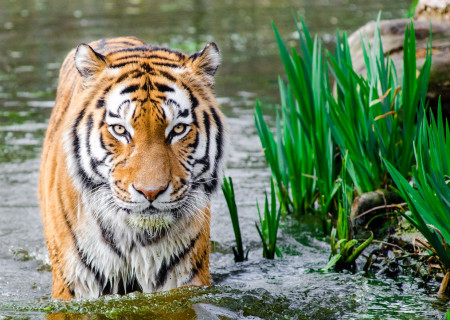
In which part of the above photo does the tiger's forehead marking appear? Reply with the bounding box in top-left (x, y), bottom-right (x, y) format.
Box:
top-left (106, 84), bottom-right (136, 122)
top-left (161, 85), bottom-right (192, 123)
top-left (105, 81), bottom-right (193, 132)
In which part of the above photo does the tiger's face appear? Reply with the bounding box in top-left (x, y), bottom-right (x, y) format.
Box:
top-left (104, 83), bottom-right (196, 213)
top-left (66, 42), bottom-right (226, 231)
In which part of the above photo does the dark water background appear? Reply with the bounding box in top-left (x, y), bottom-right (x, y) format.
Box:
top-left (0, 0), bottom-right (449, 319)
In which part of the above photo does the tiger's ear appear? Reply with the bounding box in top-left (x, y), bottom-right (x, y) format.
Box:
top-left (74, 44), bottom-right (107, 82)
top-left (187, 42), bottom-right (221, 86)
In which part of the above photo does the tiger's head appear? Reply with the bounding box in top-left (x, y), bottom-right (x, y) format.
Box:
top-left (65, 41), bottom-right (226, 233)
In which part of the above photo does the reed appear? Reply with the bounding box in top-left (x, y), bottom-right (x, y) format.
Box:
top-left (255, 180), bottom-right (282, 259)
top-left (256, 16), bottom-right (431, 228)
top-left (327, 17), bottom-right (431, 194)
top-left (255, 16), bottom-right (337, 223)
top-left (222, 176), bottom-right (247, 262)
top-left (385, 102), bottom-right (450, 294)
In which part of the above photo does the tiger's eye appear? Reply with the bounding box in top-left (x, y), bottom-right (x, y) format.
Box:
top-left (173, 124), bottom-right (186, 135)
top-left (113, 124), bottom-right (126, 135)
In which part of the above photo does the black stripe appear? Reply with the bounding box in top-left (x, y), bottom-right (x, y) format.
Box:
top-left (178, 159), bottom-right (190, 172)
top-left (149, 54), bottom-right (180, 61)
top-left (113, 54), bottom-right (145, 62)
top-left (178, 109), bottom-right (189, 118)
top-left (111, 61), bottom-right (140, 68)
top-left (104, 85), bottom-right (112, 95)
top-left (96, 98), bottom-right (105, 108)
top-left (182, 83), bottom-right (199, 116)
top-left (154, 232), bottom-right (201, 289)
top-left (193, 112), bottom-right (211, 174)
top-left (116, 73), bottom-right (129, 83)
top-left (155, 83), bottom-right (174, 92)
top-left (72, 110), bottom-right (91, 187)
top-left (77, 243), bottom-right (106, 290)
top-left (166, 99), bottom-right (180, 109)
top-left (151, 62), bottom-right (180, 68)
top-left (158, 70), bottom-right (176, 81)
top-left (182, 85), bottom-right (199, 149)
top-left (140, 63), bottom-right (152, 73)
top-left (149, 47), bottom-right (185, 59)
top-left (108, 111), bottom-right (120, 118)
top-left (86, 114), bottom-right (105, 179)
top-left (72, 111), bottom-right (102, 190)
top-left (99, 137), bottom-right (112, 163)
top-left (116, 46), bottom-right (148, 54)
top-left (185, 247), bottom-right (208, 284)
top-left (206, 107), bottom-right (224, 193)
top-left (96, 216), bottom-right (126, 260)
top-left (58, 193), bottom-right (105, 290)
top-left (117, 99), bottom-right (131, 113)
top-left (121, 85), bottom-right (139, 95)
top-left (131, 71), bottom-right (145, 79)
top-left (188, 131), bottom-right (199, 149)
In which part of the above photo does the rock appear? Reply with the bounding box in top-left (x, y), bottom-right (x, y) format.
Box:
top-left (415, 0), bottom-right (450, 23)
top-left (348, 18), bottom-right (450, 117)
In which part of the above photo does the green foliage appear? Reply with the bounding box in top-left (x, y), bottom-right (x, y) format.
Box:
top-left (327, 16), bottom-right (431, 194)
top-left (385, 103), bottom-right (450, 271)
top-left (255, 15), bottom-right (431, 234)
top-left (322, 155), bottom-right (373, 271)
top-left (405, 0), bottom-right (419, 18)
top-left (255, 16), bottom-right (337, 221)
top-left (255, 180), bottom-right (282, 259)
top-left (222, 177), bottom-right (247, 262)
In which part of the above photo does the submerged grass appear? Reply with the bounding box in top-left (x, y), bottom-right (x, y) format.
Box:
top-left (385, 102), bottom-right (450, 294)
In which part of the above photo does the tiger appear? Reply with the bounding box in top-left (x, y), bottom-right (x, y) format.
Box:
top-left (38, 37), bottom-right (227, 300)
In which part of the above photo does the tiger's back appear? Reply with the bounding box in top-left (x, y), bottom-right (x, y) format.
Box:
top-left (39, 37), bottom-right (226, 299)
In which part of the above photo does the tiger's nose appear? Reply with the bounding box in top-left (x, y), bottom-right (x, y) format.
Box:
top-left (134, 185), bottom-right (168, 202)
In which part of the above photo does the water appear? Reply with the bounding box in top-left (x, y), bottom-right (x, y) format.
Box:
top-left (0, 0), bottom-right (448, 319)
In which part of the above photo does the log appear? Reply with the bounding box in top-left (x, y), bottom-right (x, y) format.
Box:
top-left (415, 0), bottom-right (450, 23)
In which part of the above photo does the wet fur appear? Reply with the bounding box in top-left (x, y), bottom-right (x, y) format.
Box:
top-left (39, 37), bottom-right (226, 299)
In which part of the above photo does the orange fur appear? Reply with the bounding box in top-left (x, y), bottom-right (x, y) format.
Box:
top-left (39, 37), bottom-right (225, 299)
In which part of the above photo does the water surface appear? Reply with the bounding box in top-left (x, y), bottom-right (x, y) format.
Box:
top-left (0, 0), bottom-right (448, 319)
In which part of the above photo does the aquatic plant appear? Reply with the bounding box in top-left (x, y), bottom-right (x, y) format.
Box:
top-left (255, 180), bottom-right (282, 259)
top-left (255, 16), bottom-right (337, 224)
top-left (405, 0), bottom-right (419, 18)
top-left (322, 155), bottom-right (373, 272)
top-left (327, 18), bottom-right (431, 194)
top-left (222, 176), bottom-right (247, 262)
top-left (255, 16), bottom-right (430, 234)
top-left (385, 102), bottom-right (450, 294)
